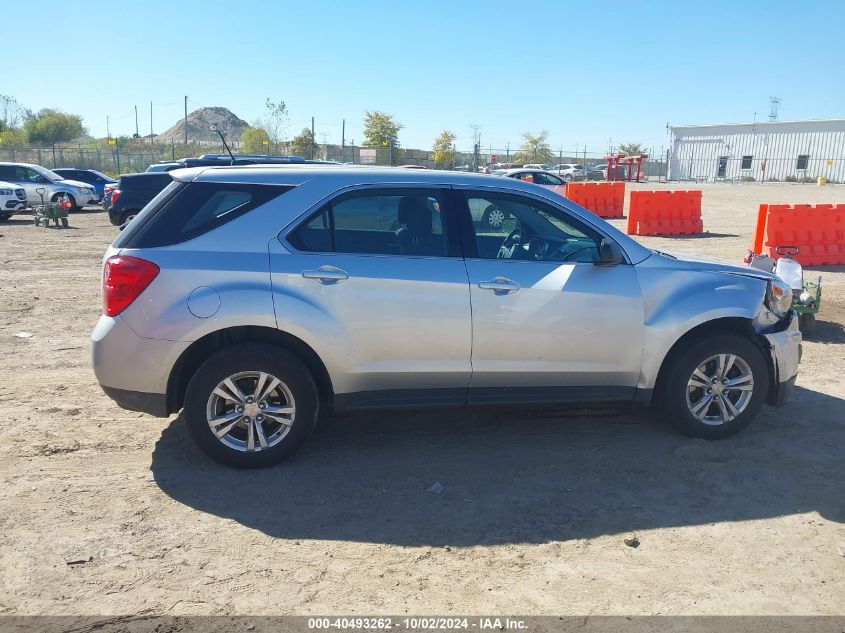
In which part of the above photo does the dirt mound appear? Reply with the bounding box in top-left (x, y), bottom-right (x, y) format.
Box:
top-left (156, 106), bottom-right (249, 143)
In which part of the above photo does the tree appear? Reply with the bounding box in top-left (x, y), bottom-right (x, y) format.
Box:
top-left (431, 130), bottom-right (456, 168)
top-left (363, 110), bottom-right (402, 164)
top-left (263, 98), bottom-right (288, 145)
top-left (241, 126), bottom-right (271, 153)
top-left (0, 127), bottom-right (26, 148)
top-left (618, 143), bottom-right (644, 156)
top-left (0, 94), bottom-right (31, 133)
top-left (24, 109), bottom-right (84, 147)
top-left (289, 126), bottom-right (319, 159)
top-left (515, 131), bottom-right (552, 165)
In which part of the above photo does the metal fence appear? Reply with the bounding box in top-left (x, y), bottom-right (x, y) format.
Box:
top-left (0, 143), bottom-right (669, 179)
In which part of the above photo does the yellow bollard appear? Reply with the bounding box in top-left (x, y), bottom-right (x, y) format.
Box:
top-left (817, 176), bottom-right (827, 186)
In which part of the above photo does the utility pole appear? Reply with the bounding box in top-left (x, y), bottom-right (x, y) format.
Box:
top-left (134, 105), bottom-right (139, 138)
top-left (341, 118), bottom-right (346, 163)
top-left (106, 116), bottom-right (110, 139)
top-left (150, 101), bottom-right (153, 144)
top-left (311, 116), bottom-right (315, 160)
top-left (184, 96), bottom-right (188, 145)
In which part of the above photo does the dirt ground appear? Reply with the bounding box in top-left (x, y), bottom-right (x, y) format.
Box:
top-left (0, 182), bottom-right (843, 616)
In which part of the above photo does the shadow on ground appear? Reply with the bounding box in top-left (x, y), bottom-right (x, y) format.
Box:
top-left (151, 386), bottom-right (844, 546)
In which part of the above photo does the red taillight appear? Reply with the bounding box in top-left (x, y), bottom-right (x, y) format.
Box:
top-left (111, 190), bottom-right (120, 206)
top-left (102, 256), bottom-right (160, 317)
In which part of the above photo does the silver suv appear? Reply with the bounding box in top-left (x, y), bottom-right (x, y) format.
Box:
top-left (91, 166), bottom-right (801, 467)
top-left (0, 162), bottom-right (99, 210)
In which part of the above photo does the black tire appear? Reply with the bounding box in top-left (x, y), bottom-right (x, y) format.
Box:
top-left (0, 213), bottom-right (11, 222)
top-left (61, 217), bottom-right (68, 228)
top-left (183, 344), bottom-right (319, 468)
top-left (660, 334), bottom-right (769, 439)
top-left (563, 173), bottom-right (573, 182)
top-left (798, 313), bottom-right (816, 338)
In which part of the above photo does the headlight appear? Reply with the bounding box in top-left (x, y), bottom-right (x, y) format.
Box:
top-left (76, 186), bottom-right (88, 193)
top-left (765, 279), bottom-right (793, 318)
top-left (0, 189), bottom-right (12, 195)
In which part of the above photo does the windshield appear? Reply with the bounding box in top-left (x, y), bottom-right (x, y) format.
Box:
top-left (31, 165), bottom-right (63, 181)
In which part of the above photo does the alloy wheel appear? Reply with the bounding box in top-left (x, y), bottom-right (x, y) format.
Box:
top-left (205, 371), bottom-right (296, 452)
top-left (685, 354), bottom-right (754, 425)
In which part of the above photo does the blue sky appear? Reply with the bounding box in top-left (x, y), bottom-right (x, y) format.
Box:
top-left (5, 0), bottom-right (844, 156)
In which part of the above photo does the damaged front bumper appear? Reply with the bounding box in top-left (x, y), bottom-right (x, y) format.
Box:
top-left (762, 310), bottom-right (802, 406)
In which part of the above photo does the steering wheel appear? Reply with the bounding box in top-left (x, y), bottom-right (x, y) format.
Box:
top-left (497, 226), bottom-right (522, 259)
top-left (551, 241), bottom-right (596, 262)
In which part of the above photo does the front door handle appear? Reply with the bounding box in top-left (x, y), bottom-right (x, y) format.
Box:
top-left (302, 266), bottom-right (349, 284)
top-left (478, 277), bottom-right (520, 294)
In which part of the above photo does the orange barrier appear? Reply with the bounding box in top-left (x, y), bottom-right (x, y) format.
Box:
top-left (750, 203), bottom-right (845, 266)
top-left (626, 190), bottom-right (703, 236)
top-left (564, 182), bottom-right (625, 218)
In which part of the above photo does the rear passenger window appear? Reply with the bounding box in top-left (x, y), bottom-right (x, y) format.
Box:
top-left (118, 182), bottom-right (289, 248)
top-left (288, 190), bottom-right (451, 257)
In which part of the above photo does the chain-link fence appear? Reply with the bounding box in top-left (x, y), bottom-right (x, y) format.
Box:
top-left (0, 143), bottom-right (669, 179)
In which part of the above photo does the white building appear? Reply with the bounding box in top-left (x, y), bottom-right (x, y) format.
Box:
top-left (668, 118), bottom-right (845, 183)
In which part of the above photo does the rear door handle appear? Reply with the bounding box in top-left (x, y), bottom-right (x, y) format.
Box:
top-left (478, 277), bottom-right (520, 294)
top-left (302, 266), bottom-right (349, 284)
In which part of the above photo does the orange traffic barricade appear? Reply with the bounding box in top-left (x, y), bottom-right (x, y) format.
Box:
top-left (750, 203), bottom-right (845, 266)
top-left (564, 182), bottom-right (625, 218)
top-left (627, 190), bottom-right (703, 236)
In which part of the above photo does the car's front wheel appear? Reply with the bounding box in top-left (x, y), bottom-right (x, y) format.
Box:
top-left (52, 193), bottom-right (78, 212)
top-left (183, 345), bottom-right (319, 468)
top-left (661, 335), bottom-right (769, 439)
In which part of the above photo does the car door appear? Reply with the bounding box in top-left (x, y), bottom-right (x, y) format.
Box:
top-left (271, 186), bottom-right (472, 405)
top-left (532, 171), bottom-right (567, 196)
top-left (455, 187), bottom-right (644, 403)
top-left (14, 166), bottom-right (50, 205)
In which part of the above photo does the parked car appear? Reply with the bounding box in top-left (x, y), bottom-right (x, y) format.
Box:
top-left (482, 169), bottom-right (567, 229)
top-left (0, 162), bottom-right (99, 210)
top-left (0, 181), bottom-right (26, 220)
top-left (523, 163), bottom-right (553, 170)
top-left (586, 164), bottom-right (629, 181)
top-left (145, 154), bottom-right (314, 173)
top-left (549, 164), bottom-right (585, 182)
top-left (92, 167), bottom-right (801, 468)
top-left (52, 168), bottom-right (117, 201)
top-left (107, 172), bottom-right (173, 226)
top-left (102, 181), bottom-right (119, 212)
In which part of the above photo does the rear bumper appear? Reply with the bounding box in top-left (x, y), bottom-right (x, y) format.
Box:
top-left (100, 385), bottom-right (169, 417)
top-left (91, 314), bottom-right (188, 417)
top-left (763, 311), bottom-right (802, 406)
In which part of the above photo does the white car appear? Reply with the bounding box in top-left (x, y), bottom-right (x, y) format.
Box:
top-left (0, 180), bottom-right (26, 221)
top-left (549, 164), bottom-right (585, 182)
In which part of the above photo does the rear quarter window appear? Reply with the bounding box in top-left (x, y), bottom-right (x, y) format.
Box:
top-left (116, 181), bottom-right (290, 248)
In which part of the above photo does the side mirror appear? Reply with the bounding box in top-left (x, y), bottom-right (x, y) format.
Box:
top-left (596, 238), bottom-right (623, 265)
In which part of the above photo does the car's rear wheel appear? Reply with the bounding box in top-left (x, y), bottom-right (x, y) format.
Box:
top-left (183, 345), bottom-right (319, 468)
top-left (661, 335), bottom-right (769, 439)
top-left (563, 174), bottom-right (573, 182)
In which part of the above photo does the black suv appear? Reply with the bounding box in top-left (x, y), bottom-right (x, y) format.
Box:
top-left (108, 173), bottom-right (174, 226)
